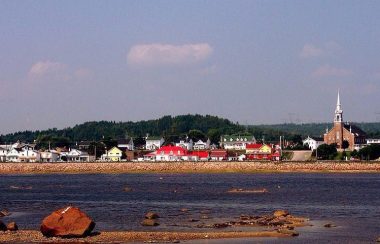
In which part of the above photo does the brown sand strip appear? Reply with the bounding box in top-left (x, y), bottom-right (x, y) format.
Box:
top-left (0, 230), bottom-right (290, 243)
top-left (0, 162), bottom-right (380, 175)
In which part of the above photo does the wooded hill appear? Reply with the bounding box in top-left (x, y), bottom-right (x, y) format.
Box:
top-left (1, 114), bottom-right (379, 148)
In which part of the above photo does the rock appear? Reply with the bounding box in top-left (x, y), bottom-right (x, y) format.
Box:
top-left (40, 206), bottom-right (95, 237)
top-left (201, 215), bottom-right (209, 219)
top-left (213, 223), bottom-right (229, 228)
top-left (123, 186), bottom-right (132, 192)
top-left (0, 209), bottom-right (10, 217)
top-left (7, 222), bottom-right (18, 231)
top-left (324, 223), bottom-right (337, 228)
top-left (180, 208), bottom-right (189, 212)
top-left (145, 212), bottom-right (159, 219)
top-left (172, 240), bottom-right (180, 243)
top-left (376, 237), bottom-right (380, 242)
top-left (273, 210), bottom-right (289, 218)
top-left (277, 228), bottom-right (299, 236)
top-left (0, 221), bottom-right (7, 231)
top-left (141, 219), bottom-right (159, 226)
top-left (188, 219), bottom-right (199, 222)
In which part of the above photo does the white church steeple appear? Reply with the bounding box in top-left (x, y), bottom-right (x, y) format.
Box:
top-left (334, 90), bottom-right (343, 123)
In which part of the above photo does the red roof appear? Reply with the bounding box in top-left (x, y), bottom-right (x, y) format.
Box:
top-left (188, 151), bottom-right (209, 158)
top-left (210, 150), bottom-right (227, 157)
top-left (156, 146), bottom-right (187, 156)
top-left (246, 143), bottom-right (263, 149)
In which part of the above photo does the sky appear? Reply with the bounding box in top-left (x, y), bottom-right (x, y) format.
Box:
top-left (1, 0), bottom-right (380, 134)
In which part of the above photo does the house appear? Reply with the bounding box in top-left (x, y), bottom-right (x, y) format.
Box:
top-left (145, 136), bottom-right (165, 150)
top-left (175, 139), bottom-right (193, 150)
top-left (245, 143), bottom-right (273, 160)
top-left (66, 149), bottom-right (90, 162)
top-left (101, 147), bottom-right (123, 161)
top-left (324, 91), bottom-right (367, 150)
top-left (117, 138), bottom-right (134, 151)
top-left (0, 146), bottom-right (7, 162)
top-left (40, 150), bottom-right (60, 162)
top-left (18, 145), bottom-right (40, 162)
top-left (185, 151), bottom-right (209, 161)
top-left (6, 148), bottom-right (20, 162)
top-left (78, 141), bottom-right (92, 151)
top-left (220, 135), bottom-right (256, 150)
top-left (303, 136), bottom-right (325, 150)
top-left (210, 149), bottom-right (227, 161)
top-left (154, 145), bottom-right (187, 161)
top-left (367, 139), bottom-right (380, 145)
top-left (193, 139), bottom-right (211, 150)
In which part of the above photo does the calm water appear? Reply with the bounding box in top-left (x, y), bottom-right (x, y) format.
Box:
top-left (0, 173), bottom-right (379, 243)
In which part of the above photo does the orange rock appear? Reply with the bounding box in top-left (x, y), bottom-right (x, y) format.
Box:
top-left (40, 206), bottom-right (95, 237)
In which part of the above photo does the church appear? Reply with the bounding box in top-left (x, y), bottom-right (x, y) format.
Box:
top-left (323, 91), bottom-right (367, 151)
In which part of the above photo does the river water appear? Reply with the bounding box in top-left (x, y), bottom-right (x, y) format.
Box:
top-left (0, 173), bottom-right (379, 243)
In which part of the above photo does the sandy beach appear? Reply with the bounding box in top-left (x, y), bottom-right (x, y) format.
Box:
top-left (0, 229), bottom-right (296, 243)
top-left (0, 161), bottom-right (379, 174)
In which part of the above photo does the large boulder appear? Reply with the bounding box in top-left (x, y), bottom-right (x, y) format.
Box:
top-left (7, 222), bottom-right (18, 231)
top-left (40, 206), bottom-right (95, 238)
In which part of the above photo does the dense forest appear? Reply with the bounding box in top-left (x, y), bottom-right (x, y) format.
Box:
top-left (1, 114), bottom-right (380, 149)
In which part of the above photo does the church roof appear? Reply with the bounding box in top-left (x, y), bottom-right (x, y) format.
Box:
top-left (343, 123), bottom-right (366, 136)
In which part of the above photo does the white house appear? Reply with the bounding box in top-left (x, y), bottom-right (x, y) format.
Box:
top-left (220, 135), bottom-right (257, 150)
top-left (303, 136), bottom-right (325, 150)
top-left (66, 149), bottom-right (90, 162)
top-left (193, 139), bottom-right (211, 150)
top-left (145, 136), bottom-right (164, 150)
top-left (18, 146), bottom-right (40, 162)
top-left (40, 150), bottom-right (60, 162)
top-left (175, 139), bottom-right (193, 150)
top-left (6, 148), bottom-right (20, 162)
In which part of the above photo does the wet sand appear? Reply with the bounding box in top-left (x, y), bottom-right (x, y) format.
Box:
top-left (0, 230), bottom-right (293, 243)
top-left (0, 161), bottom-right (379, 174)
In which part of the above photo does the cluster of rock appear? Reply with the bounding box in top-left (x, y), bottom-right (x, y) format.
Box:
top-left (141, 211), bottom-right (160, 226)
top-left (0, 209), bottom-right (18, 232)
top-left (196, 209), bottom-right (309, 236)
top-left (1, 206), bottom-right (315, 240)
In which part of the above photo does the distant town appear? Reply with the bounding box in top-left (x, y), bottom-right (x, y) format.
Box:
top-left (1, 92), bottom-right (379, 163)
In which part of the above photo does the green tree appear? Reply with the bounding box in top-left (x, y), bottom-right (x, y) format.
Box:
top-left (316, 144), bottom-right (338, 160)
top-left (358, 144), bottom-right (380, 160)
top-left (207, 128), bottom-right (221, 144)
top-left (188, 129), bottom-right (206, 142)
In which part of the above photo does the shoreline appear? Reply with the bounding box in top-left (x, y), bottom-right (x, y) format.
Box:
top-left (0, 230), bottom-right (294, 243)
top-left (0, 161), bottom-right (380, 174)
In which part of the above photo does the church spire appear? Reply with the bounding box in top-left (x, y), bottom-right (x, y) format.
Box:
top-left (334, 90), bottom-right (343, 123)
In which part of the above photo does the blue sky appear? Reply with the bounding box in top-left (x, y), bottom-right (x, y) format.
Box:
top-left (1, 0), bottom-right (380, 133)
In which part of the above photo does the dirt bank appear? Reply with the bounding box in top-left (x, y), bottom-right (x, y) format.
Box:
top-left (0, 161), bottom-right (379, 174)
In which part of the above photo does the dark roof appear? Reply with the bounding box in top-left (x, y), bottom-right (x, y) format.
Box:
top-left (344, 123), bottom-right (366, 136)
top-left (117, 138), bottom-right (132, 144)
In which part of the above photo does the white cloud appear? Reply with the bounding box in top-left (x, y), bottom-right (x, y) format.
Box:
top-left (300, 42), bottom-right (342, 59)
top-left (300, 44), bottom-right (324, 58)
top-left (74, 68), bottom-right (93, 79)
top-left (28, 61), bottom-right (66, 77)
top-left (127, 43), bottom-right (213, 66)
top-left (312, 64), bottom-right (353, 77)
